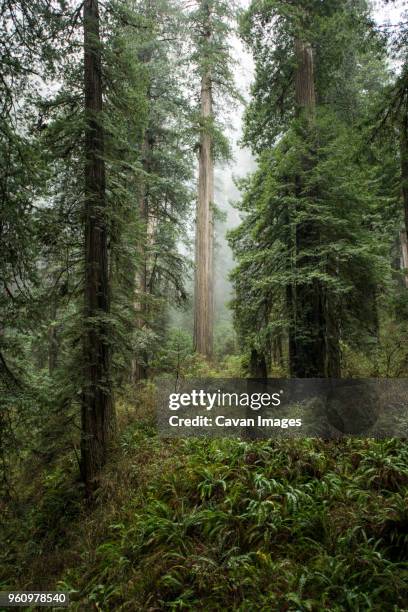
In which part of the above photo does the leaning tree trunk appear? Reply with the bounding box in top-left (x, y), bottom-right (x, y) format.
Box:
top-left (132, 134), bottom-right (151, 382)
top-left (290, 39), bottom-right (333, 378)
top-left (132, 34), bottom-right (155, 383)
top-left (194, 1), bottom-right (214, 360)
top-left (81, 0), bottom-right (115, 494)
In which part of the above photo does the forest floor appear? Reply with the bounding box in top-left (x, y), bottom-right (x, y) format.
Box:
top-left (2, 396), bottom-right (408, 611)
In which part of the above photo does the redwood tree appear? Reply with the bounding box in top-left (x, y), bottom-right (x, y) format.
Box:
top-left (191, 0), bottom-right (238, 359)
top-left (81, 0), bottom-right (114, 491)
top-left (193, 0), bottom-right (214, 359)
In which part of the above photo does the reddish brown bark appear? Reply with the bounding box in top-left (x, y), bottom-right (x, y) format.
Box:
top-left (294, 40), bottom-right (316, 120)
top-left (194, 1), bottom-right (214, 359)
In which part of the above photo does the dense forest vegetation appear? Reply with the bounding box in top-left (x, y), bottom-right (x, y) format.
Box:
top-left (2, 0), bottom-right (408, 609)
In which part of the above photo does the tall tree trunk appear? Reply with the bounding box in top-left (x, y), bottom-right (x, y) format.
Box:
top-left (290, 39), bottom-right (330, 378)
top-left (132, 29), bottom-right (156, 381)
top-left (81, 0), bottom-right (114, 493)
top-left (401, 112), bottom-right (408, 287)
top-left (324, 287), bottom-right (341, 377)
top-left (294, 40), bottom-right (316, 121)
top-left (194, 1), bottom-right (214, 359)
top-left (132, 134), bottom-right (151, 382)
top-left (401, 112), bottom-right (408, 242)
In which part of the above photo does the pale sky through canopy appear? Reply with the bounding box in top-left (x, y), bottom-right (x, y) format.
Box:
top-left (215, 0), bottom-right (408, 296)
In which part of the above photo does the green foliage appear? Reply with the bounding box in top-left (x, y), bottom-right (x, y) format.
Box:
top-left (188, 0), bottom-right (242, 161)
top-left (2, 3), bottom-right (408, 610)
top-left (0, 0), bottom-right (196, 487)
top-left (151, 326), bottom-right (242, 379)
top-left (230, 110), bottom-right (390, 372)
top-left (230, 0), bottom-right (404, 375)
top-left (240, 0), bottom-right (384, 152)
top-left (3, 420), bottom-right (408, 610)
top-left (154, 328), bottom-right (194, 376)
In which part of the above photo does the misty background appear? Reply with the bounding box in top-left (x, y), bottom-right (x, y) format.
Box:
top-left (174, 0), bottom-right (407, 354)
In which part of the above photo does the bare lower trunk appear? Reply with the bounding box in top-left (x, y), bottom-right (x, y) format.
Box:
top-left (272, 334), bottom-right (283, 369)
top-left (194, 8), bottom-right (214, 359)
top-left (249, 348), bottom-right (268, 378)
top-left (81, 0), bottom-right (114, 494)
top-left (324, 287), bottom-right (341, 377)
top-left (294, 40), bottom-right (316, 121)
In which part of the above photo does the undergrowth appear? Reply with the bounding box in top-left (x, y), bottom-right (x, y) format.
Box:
top-left (2, 404), bottom-right (408, 611)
